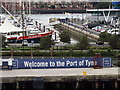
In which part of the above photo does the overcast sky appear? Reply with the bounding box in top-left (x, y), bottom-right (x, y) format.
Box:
top-left (0, 0), bottom-right (119, 2)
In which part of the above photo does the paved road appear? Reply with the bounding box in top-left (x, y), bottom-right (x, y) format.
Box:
top-left (67, 21), bottom-right (100, 35)
top-left (0, 67), bottom-right (119, 77)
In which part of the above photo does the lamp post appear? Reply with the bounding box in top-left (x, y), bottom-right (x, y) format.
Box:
top-left (21, 13), bottom-right (25, 57)
top-left (31, 40), bottom-right (34, 58)
top-left (71, 14), bottom-right (73, 24)
top-left (50, 47), bottom-right (53, 58)
top-left (97, 0), bottom-right (99, 23)
top-left (85, 2), bottom-right (87, 21)
top-left (11, 48), bottom-right (13, 58)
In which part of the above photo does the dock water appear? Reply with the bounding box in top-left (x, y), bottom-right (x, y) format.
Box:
top-left (1, 76), bottom-right (120, 90)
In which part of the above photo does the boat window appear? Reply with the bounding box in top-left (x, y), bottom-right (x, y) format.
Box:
top-left (115, 30), bottom-right (118, 32)
top-left (8, 33), bottom-right (10, 35)
top-left (20, 33), bottom-right (23, 36)
top-left (27, 24), bottom-right (34, 25)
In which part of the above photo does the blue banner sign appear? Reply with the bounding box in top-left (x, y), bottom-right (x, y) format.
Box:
top-left (12, 57), bottom-right (111, 69)
top-left (103, 58), bottom-right (112, 67)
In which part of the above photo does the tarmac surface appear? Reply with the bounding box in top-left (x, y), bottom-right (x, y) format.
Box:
top-left (0, 67), bottom-right (119, 77)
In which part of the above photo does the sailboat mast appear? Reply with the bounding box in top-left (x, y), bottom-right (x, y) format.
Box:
top-left (22, 1), bottom-right (25, 14)
top-left (1, 5), bottom-right (17, 21)
top-left (29, 0), bottom-right (31, 15)
top-left (19, 0), bottom-right (22, 14)
top-left (103, 2), bottom-right (111, 23)
top-left (21, 1), bottom-right (28, 36)
top-left (0, 1), bottom-right (2, 26)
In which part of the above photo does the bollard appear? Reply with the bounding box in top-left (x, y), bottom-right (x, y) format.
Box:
top-left (115, 81), bottom-right (118, 89)
top-left (33, 77), bottom-right (44, 90)
top-left (16, 82), bottom-right (19, 90)
top-left (96, 81), bottom-right (99, 89)
top-left (102, 81), bottom-right (105, 89)
top-left (56, 82), bottom-right (62, 90)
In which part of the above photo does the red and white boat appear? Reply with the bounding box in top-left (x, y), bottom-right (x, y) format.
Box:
top-left (0, 18), bottom-right (54, 43)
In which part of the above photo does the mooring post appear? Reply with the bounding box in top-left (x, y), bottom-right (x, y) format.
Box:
top-left (63, 82), bottom-right (65, 90)
top-left (2, 84), bottom-right (5, 90)
top-left (0, 83), bottom-right (2, 90)
top-left (56, 83), bottom-right (61, 90)
top-left (82, 79), bottom-right (84, 90)
top-left (115, 81), bottom-right (118, 89)
top-left (102, 81), bottom-right (105, 90)
top-left (16, 82), bottom-right (19, 90)
top-left (95, 81), bottom-right (99, 89)
top-left (23, 83), bottom-right (25, 90)
top-left (33, 77), bottom-right (44, 90)
top-left (75, 78), bottom-right (79, 89)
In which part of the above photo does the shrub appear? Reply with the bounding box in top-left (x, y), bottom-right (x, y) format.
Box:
top-left (116, 61), bottom-right (120, 67)
top-left (86, 49), bottom-right (95, 56)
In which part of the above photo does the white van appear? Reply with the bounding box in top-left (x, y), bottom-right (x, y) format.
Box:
top-left (22, 40), bottom-right (28, 46)
top-left (107, 28), bottom-right (120, 35)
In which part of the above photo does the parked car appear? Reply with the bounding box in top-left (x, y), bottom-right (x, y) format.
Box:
top-left (96, 41), bottom-right (104, 45)
top-left (92, 26), bottom-right (102, 32)
top-left (107, 28), bottom-right (120, 35)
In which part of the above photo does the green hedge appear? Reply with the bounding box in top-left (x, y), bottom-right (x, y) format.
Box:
top-left (2, 50), bottom-right (117, 57)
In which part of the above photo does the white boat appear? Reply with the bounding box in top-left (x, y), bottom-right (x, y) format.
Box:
top-left (0, 18), bottom-right (54, 43)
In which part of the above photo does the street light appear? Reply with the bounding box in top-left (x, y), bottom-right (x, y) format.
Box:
top-left (71, 14), bottom-right (73, 24)
top-left (50, 48), bottom-right (53, 58)
top-left (31, 40), bottom-right (34, 58)
top-left (97, 0), bottom-right (100, 23)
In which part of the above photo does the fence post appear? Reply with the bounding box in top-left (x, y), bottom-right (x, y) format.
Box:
top-left (11, 48), bottom-right (13, 58)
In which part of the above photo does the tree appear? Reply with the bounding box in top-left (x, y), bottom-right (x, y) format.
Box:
top-left (59, 31), bottom-right (71, 44)
top-left (77, 36), bottom-right (90, 50)
top-left (0, 35), bottom-right (7, 48)
top-left (40, 36), bottom-right (55, 49)
top-left (116, 61), bottom-right (120, 67)
top-left (99, 32), bottom-right (120, 49)
top-left (99, 32), bottom-right (111, 42)
top-left (108, 35), bottom-right (120, 49)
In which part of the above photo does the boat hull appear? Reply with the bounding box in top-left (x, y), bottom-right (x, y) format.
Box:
top-left (7, 31), bottom-right (54, 43)
top-left (7, 38), bottom-right (40, 43)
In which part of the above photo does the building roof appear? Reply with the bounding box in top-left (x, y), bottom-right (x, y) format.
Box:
top-left (0, 18), bottom-right (23, 33)
top-left (87, 9), bottom-right (120, 12)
